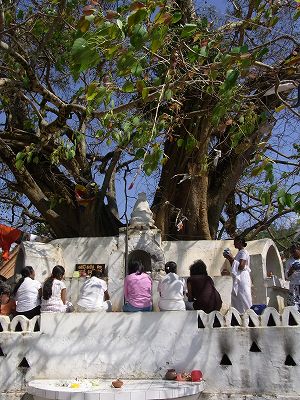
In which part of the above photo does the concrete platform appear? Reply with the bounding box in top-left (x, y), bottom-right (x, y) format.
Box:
top-left (27, 379), bottom-right (205, 400)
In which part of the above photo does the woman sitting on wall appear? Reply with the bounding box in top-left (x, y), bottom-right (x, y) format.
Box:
top-left (0, 283), bottom-right (16, 317)
top-left (13, 266), bottom-right (41, 319)
top-left (158, 261), bottom-right (186, 311)
top-left (187, 259), bottom-right (222, 313)
top-left (77, 269), bottom-right (112, 312)
top-left (223, 236), bottom-right (252, 314)
top-left (41, 265), bottom-right (67, 313)
top-left (123, 260), bottom-right (152, 312)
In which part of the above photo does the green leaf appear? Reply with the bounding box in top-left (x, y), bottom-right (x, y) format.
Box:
top-left (78, 17), bottom-right (90, 33)
top-left (275, 104), bottom-right (286, 112)
top-left (86, 82), bottom-right (99, 101)
top-left (142, 87), bottom-right (149, 100)
top-left (116, 19), bottom-right (123, 31)
top-left (231, 45), bottom-right (248, 54)
top-left (221, 69), bottom-right (240, 92)
top-left (16, 152), bottom-right (25, 161)
top-left (66, 148), bottom-right (76, 160)
top-left (200, 46), bottom-right (207, 57)
top-left (260, 192), bottom-right (270, 206)
top-left (256, 47), bottom-right (269, 59)
top-left (15, 159), bottom-right (24, 170)
top-left (17, 9), bottom-right (24, 19)
top-left (136, 79), bottom-right (146, 92)
top-left (131, 61), bottom-right (143, 77)
top-left (294, 10), bottom-right (300, 20)
top-left (143, 148), bottom-right (163, 175)
top-left (117, 52), bottom-right (136, 75)
top-left (71, 38), bottom-right (100, 77)
top-left (269, 15), bottom-right (279, 27)
top-left (185, 135), bottom-right (197, 151)
top-left (181, 23), bottom-right (197, 39)
top-left (171, 11), bottom-right (182, 24)
top-left (150, 26), bottom-right (168, 52)
top-left (135, 148), bottom-right (146, 159)
top-left (177, 138), bottom-right (184, 147)
top-left (164, 89), bottom-right (173, 100)
top-left (128, 9), bottom-right (148, 27)
top-left (132, 116), bottom-right (140, 126)
top-left (71, 37), bottom-right (87, 54)
top-left (122, 81), bottom-right (135, 93)
top-left (130, 24), bottom-right (148, 49)
top-left (154, 12), bottom-right (172, 25)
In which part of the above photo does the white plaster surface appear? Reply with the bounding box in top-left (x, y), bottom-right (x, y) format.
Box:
top-left (27, 379), bottom-right (205, 400)
top-left (17, 242), bottom-right (65, 283)
top-left (1, 310), bottom-right (300, 397)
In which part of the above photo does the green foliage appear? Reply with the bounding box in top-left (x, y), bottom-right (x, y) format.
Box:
top-left (1, 0), bottom-right (299, 239)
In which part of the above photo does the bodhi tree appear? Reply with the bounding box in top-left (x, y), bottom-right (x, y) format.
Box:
top-left (0, 0), bottom-right (299, 241)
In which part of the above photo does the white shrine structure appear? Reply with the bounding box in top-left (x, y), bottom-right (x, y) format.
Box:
top-left (0, 193), bottom-right (299, 400)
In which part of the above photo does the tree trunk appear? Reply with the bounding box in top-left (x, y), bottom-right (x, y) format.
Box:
top-left (152, 109), bottom-right (275, 240)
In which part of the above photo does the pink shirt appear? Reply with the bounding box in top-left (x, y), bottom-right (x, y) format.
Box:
top-left (124, 273), bottom-right (152, 308)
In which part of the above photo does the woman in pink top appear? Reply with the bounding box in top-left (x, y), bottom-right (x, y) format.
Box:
top-left (123, 261), bottom-right (152, 312)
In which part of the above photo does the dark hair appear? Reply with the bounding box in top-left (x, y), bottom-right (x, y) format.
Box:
top-left (13, 266), bottom-right (34, 295)
top-left (0, 275), bottom-right (7, 282)
top-left (234, 235), bottom-right (247, 247)
top-left (42, 265), bottom-right (65, 300)
top-left (165, 261), bottom-right (177, 274)
top-left (290, 243), bottom-right (300, 251)
top-left (91, 269), bottom-right (103, 279)
top-left (0, 283), bottom-right (11, 296)
top-left (128, 260), bottom-right (144, 275)
top-left (190, 259), bottom-right (208, 276)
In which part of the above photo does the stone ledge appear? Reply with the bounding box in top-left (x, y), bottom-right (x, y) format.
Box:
top-left (27, 379), bottom-right (205, 400)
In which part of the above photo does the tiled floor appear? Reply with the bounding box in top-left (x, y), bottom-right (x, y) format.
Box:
top-left (28, 379), bottom-right (205, 400)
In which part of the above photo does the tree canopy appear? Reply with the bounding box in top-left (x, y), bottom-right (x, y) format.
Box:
top-left (0, 0), bottom-right (299, 245)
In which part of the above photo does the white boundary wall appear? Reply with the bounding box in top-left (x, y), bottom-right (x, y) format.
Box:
top-left (1, 308), bottom-right (300, 398)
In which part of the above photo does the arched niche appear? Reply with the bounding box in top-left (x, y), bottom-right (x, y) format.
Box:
top-left (265, 244), bottom-right (282, 277)
top-left (127, 250), bottom-right (152, 273)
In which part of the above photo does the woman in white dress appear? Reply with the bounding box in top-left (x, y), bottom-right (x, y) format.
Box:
top-left (158, 261), bottom-right (186, 311)
top-left (223, 236), bottom-right (252, 314)
top-left (13, 266), bottom-right (41, 319)
top-left (41, 265), bottom-right (67, 313)
top-left (77, 269), bottom-right (111, 312)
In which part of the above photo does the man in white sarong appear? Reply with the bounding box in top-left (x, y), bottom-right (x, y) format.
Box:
top-left (223, 236), bottom-right (252, 314)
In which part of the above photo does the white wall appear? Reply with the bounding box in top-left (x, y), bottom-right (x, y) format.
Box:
top-left (1, 308), bottom-right (300, 397)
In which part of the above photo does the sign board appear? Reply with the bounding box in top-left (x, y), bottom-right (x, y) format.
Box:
top-left (75, 263), bottom-right (106, 277)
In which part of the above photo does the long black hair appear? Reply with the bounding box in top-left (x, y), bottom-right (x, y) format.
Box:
top-left (13, 266), bottom-right (34, 296)
top-left (42, 265), bottom-right (65, 300)
top-left (190, 260), bottom-right (208, 276)
top-left (128, 260), bottom-right (144, 275)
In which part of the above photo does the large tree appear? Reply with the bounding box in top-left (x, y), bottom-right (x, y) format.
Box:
top-left (0, 0), bottom-right (299, 241)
